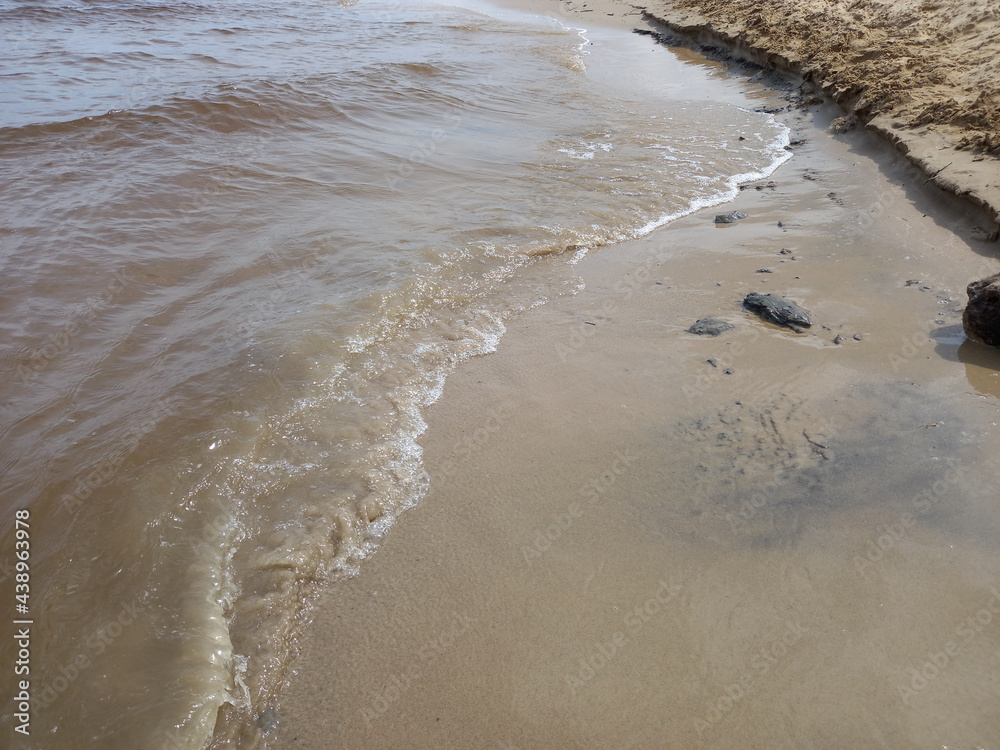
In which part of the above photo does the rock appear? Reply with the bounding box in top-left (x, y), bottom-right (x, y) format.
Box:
top-left (256, 709), bottom-right (279, 733)
top-left (970, 225), bottom-right (999, 242)
top-left (743, 292), bottom-right (812, 330)
top-left (829, 115), bottom-right (857, 134)
top-left (962, 272), bottom-right (1000, 347)
top-left (714, 211), bottom-right (747, 224)
top-left (756, 268), bottom-right (774, 273)
top-left (688, 317), bottom-right (735, 336)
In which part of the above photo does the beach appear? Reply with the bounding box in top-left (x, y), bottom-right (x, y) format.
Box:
top-left (2, 0), bottom-right (999, 747)
top-left (635, 0), bottom-right (1000, 228)
top-left (276, 2), bottom-right (1000, 748)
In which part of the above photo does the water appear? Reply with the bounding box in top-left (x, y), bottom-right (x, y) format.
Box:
top-left (0, 0), bottom-right (791, 746)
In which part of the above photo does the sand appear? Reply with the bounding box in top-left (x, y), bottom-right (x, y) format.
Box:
top-left (630, 0), bottom-right (1000, 228)
top-left (274, 2), bottom-right (1000, 748)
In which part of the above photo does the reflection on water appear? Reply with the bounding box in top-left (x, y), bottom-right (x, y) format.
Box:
top-left (957, 339), bottom-right (1000, 398)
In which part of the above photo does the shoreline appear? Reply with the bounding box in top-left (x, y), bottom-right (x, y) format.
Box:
top-left (275, 2), bottom-right (1000, 747)
top-left (625, 0), bottom-right (1000, 233)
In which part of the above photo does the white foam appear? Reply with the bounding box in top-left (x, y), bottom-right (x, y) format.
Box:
top-left (634, 114), bottom-right (792, 238)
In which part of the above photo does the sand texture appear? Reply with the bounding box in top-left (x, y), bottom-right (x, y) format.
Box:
top-left (625, 0), bottom-right (1000, 226)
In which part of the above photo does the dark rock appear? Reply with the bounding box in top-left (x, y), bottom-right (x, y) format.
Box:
top-left (963, 272), bottom-right (1000, 347)
top-left (724, 368), bottom-right (735, 375)
top-left (688, 317), bottom-right (735, 336)
top-left (756, 268), bottom-right (774, 273)
top-left (743, 292), bottom-right (812, 330)
top-left (714, 211), bottom-right (747, 224)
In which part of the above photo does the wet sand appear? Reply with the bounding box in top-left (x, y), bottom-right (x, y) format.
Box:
top-left (276, 4), bottom-right (1000, 749)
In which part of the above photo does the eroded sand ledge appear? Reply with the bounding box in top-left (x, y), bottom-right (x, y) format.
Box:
top-left (611, 0), bottom-right (1000, 228)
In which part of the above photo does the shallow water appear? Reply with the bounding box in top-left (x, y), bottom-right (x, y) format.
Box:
top-left (0, 0), bottom-right (793, 746)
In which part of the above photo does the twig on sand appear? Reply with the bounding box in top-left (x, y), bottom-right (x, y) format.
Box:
top-left (923, 162), bottom-right (953, 185)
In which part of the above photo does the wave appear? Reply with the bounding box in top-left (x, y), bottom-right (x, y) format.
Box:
top-left (0, 0), bottom-right (215, 23)
top-left (0, 62), bottom-right (471, 148)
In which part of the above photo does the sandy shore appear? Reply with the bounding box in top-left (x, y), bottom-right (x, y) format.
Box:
top-left (274, 2), bottom-right (1000, 748)
top-left (629, 0), bottom-right (1000, 229)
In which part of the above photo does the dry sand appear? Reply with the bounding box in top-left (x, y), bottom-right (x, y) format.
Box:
top-left (275, 2), bottom-right (1000, 748)
top-left (630, 0), bottom-right (1000, 228)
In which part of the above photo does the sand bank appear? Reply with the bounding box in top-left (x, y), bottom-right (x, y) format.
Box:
top-left (275, 4), bottom-right (1000, 748)
top-left (627, 0), bottom-right (1000, 228)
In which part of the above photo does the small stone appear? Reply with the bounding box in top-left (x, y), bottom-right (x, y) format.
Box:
top-left (688, 317), bottom-right (735, 336)
top-left (707, 358), bottom-right (719, 368)
top-left (833, 334), bottom-right (844, 345)
top-left (724, 368), bottom-right (735, 375)
top-left (777, 221), bottom-right (784, 228)
top-left (714, 211), bottom-right (748, 224)
top-left (756, 268), bottom-right (774, 274)
top-left (829, 115), bottom-right (857, 134)
top-left (257, 710), bottom-right (279, 734)
top-left (971, 225), bottom-right (999, 242)
top-left (778, 248), bottom-right (793, 255)
top-left (853, 333), bottom-right (865, 341)
top-left (905, 279), bottom-right (921, 286)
